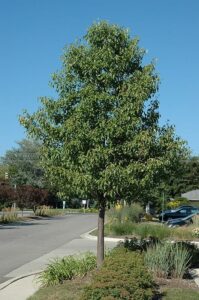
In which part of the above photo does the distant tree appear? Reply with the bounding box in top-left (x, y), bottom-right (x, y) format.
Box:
top-left (0, 184), bottom-right (14, 209)
top-left (0, 164), bottom-right (9, 181)
top-left (20, 21), bottom-right (186, 266)
top-left (15, 185), bottom-right (51, 213)
top-left (167, 156), bottom-right (199, 197)
top-left (1, 139), bottom-right (45, 188)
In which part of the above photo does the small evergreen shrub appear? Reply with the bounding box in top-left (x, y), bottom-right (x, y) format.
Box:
top-left (121, 236), bottom-right (159, 252)
top-left (81, 248), bottom-right (155, 300)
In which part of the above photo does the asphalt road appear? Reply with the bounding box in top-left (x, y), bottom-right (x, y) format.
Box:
top-left (0, 214), bottom-right (98, 283)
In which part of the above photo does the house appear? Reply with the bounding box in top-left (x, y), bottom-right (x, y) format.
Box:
top-left (181, 190), bottom-right (199, 207)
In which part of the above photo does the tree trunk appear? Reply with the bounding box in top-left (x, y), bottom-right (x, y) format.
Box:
top-left (97, 202), bottom-right (106, 267)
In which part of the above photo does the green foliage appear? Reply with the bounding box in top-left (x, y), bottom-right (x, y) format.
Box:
top-left (1, 139), bottom-right (45, 188)
top-left (39, 252), bottom-right (96, 286)
top-left (177, 241), bottom-right (199, 268)
top-left (109, 222), bottom-right (171, 239)
top-left (34, 206), bottom-right (64, 217)
top-left (81, 247), bottom-right (155, 300)
top-left (0, 164), bottom-right (9, 181)
top-left (20, 21), bottom-right (185, 205)
top-left (165, 156), bottom-right (199, 198)
top-left (108, 203), bottom-right (143, 224)
top-left (144, 242), bottom-right (191, 279)
top-left (167, 197), bottom-right (189, 209)
top-left (121, 236), bottom-right (159, 252)
top-left (122, 203), bottom-right (144, 222)
top-left (162, 288), bottom-right (199, 300)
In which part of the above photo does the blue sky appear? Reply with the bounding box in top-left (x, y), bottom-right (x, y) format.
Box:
top-left (0, 0), bottom-right (199, 156)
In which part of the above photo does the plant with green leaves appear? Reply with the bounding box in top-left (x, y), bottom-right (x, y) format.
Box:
top-left (39, 252), bottom-right (96, 286)
top-left (20, 21), bottom-right (186, 266)
top-left (144, 242), bottom-right (191, 279)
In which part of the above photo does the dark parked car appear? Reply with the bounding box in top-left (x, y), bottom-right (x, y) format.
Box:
top-left (159, 206), bottom-right (199, 221)
top-left (166, 214), bottom-right (195, 227)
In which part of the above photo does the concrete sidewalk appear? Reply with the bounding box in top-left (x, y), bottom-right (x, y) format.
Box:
top-left (2, 230), bottom-right (199, 300)
top-left (0, 234), bottom-right (117, 300)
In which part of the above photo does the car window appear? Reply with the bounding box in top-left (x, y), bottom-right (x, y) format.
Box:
top-left (179, 209), bottom-right (187, 213)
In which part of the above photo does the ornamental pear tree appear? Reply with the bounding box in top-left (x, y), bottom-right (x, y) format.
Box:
top-left (20, 21), bottom-right (186, 266)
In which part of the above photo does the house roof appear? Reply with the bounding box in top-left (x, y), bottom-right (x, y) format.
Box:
top-left (182, 189), bottom-right (199, 201)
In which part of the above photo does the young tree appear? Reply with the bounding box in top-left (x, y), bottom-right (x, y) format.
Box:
top-left (20, 22), bottom-right (186, 266)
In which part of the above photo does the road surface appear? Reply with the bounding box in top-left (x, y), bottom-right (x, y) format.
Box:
top-left (0, 214), bottom-right (98, 283)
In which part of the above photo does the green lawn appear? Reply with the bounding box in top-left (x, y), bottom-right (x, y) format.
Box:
top-left (27, 277), bottom-right (88, 300)
top-left (28, 283), bottom-right (199, 300)
top-left (162, 288), bottom-right (199, 300)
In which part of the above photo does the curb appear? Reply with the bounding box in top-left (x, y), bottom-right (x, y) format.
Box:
top-left (0, 226), bottom-right (100, 291)
top-left (2, 229), bottom-right (199, 292)
top-left (80, 228), bottom-right (125, 243)
top-left (0, 271), bottom-right (42, 291)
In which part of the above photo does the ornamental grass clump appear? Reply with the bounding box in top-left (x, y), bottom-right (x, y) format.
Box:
top-left (192, 215), bottom-right (199, 227)
top-left (108, 222), bottom-right (171, 239)
top-left (39, 252), bottom-right (96, 286)
top-left (172, 243), bottom-right (191, 278)
top-left (0, 212), bottom-right (19, 223)
top-left (35, 206), bottom-right (62, 217)
top-left (144, 242), bottom-right (191, 279)
top-left (107, 203), bottom-right (143, 225)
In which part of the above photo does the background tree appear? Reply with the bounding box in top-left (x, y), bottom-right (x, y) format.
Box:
top-left (1, 139), bottom-right (45, 188)
top-left (14, 185), bottom-right (53, 214)
top-left (0, 164), bottom-right (9, 181)
top-left (167, 156), bottom-right (199, 197)
top-left (20, 21), bottom-right (187, 266)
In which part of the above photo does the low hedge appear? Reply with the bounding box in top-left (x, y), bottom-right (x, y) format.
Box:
top-left (81, 248), bottom-right (155, 300)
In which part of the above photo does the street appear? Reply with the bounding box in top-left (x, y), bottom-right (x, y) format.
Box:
top-left (0, 214), bottom-right (98, 283)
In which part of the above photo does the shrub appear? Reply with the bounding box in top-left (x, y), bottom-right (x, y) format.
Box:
top-left (108, 222), bottom-right (171, 239)
top-left (109, 222), bottom-right (136, 236)
top-left (192, 228), bottom-right (199, 238)
top-left (107, 207), bottom-right (123, 224)
top-left (167, 197), bottom-right (188, 209)
top-left (39, 252), bottom-right (96, 286)
top-left (121, 236), bottom-right (159, 252)
top-left (121, 203), bottom-right (144, 223)
top-left (81, 248), bottom-right (155, 300)
top-left (35, 206), bottom-right (62, 217)
top-left (144, 242), bottom-right (191, 279)
top-left (107, 203), bottom-right (144, 224)
top-left (135, 223), bottom-right (171, 240)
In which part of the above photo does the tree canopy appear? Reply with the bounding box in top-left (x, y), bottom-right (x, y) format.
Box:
top-left (1, 139), bottom-right (45, 188)
top-left (20, 21), bottom-right (187, 264)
